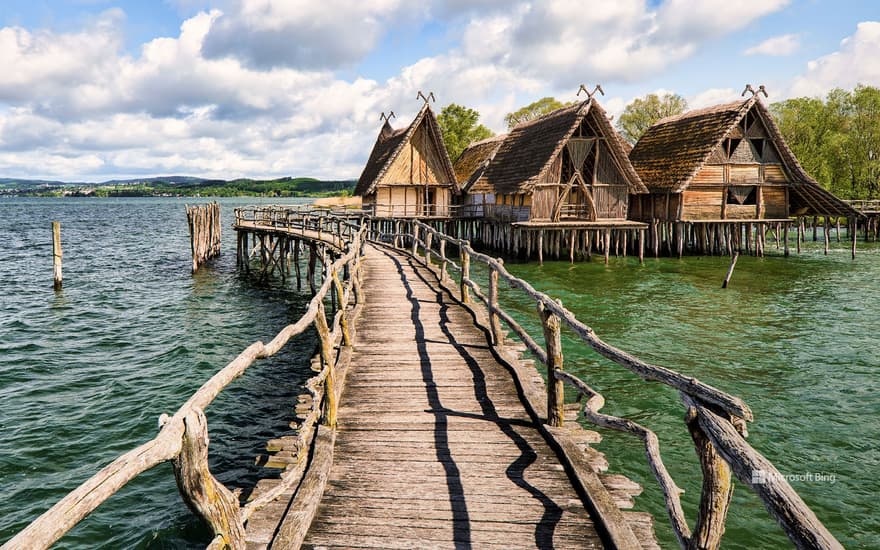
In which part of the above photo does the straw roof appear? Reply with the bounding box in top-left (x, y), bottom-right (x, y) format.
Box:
top-left (475, 99), bottom-right (647, 195)
top-left (355, 103), bottom-right (458, 196)
top-left (629, 96), bottom-right (859, 216)
top-left (453, 134), bottom-right (506, 193)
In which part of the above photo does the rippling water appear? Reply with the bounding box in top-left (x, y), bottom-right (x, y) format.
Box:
top-left (496, 238), bottom-right (880, 549)
top-left (1, 198), bottom-right (877, 548)
top-left (0, 197), bottom-right (316, 548)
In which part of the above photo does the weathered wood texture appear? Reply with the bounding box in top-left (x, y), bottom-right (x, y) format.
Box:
top-left (52, 221), bottom-right (62, 290)
top-left (298, 245), bottom-right (603, 549)
top-left (187, 202), bottom-right (222, 273)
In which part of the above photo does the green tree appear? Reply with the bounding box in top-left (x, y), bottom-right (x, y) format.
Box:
top-left (504, 97), bottom-right (572, 129)
top-left (437, 104), bottom-right (494, 162)
top-left (617, 93), bottom-right (688, 143)
top-left (772, 85), bottom-right (880, 198)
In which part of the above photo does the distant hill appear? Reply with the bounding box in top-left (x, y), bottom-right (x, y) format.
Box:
top-left (0, 176), bottom-right (356, 197)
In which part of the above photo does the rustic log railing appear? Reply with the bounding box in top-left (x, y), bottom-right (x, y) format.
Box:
top-left (379, 217), bottom-right (842, 550)
top-left (2, 218), bottom-right (366, 550)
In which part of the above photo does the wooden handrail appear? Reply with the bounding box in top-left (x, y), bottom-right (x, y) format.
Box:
top-left (377, 217), bottom-right (841, 550)
top-left (3, 218), bottom-right (366, 550)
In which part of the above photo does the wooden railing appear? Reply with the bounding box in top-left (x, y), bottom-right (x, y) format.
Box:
top-left (2, 219), bottom-right (366, 550)
top-left (844, 199), bottom-right (880, 212)
top-left (380, 218), bottom-right (842, 550)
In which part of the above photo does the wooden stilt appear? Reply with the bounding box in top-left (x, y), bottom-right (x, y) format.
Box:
top-left (52, 221), bottom-right (62, 290)
top-left (823, 218), bottom-right (830, 255)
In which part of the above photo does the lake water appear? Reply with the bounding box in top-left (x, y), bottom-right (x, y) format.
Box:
top-left (0, 197), bottom-right (877, 548)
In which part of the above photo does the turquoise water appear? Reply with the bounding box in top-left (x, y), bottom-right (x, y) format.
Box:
top-left (1, 198), bottom-right (877, 548)
top-left (0, 197), bottom-right (317, 548)
top-left (491, 239), bottom-right (880, 549)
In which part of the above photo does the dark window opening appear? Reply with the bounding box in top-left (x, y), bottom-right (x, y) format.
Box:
top-left (724, 138), bottom-right (742, 159)
top-left (750, 138), bottom-right (765, 159)
top-left (727, 186), bottom-right (757, 205)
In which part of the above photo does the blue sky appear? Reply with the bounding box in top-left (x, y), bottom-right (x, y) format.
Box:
top-left (0, 0), bottom-right (878, 181)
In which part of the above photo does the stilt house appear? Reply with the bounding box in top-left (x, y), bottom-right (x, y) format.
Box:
top-left (356, 103), bottom-right (458, 217)
top-left (458, 99), bottom-right (648, 222)
top-left (628, 95), bottom-right (858, 222)
top-left (453, 134), bottom-right (506, 218)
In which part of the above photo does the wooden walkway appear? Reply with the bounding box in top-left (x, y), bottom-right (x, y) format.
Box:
top-left (299, 245), bottom-right (602, 549)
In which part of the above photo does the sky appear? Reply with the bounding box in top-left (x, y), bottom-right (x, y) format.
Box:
top-left (1, 0), bottom-right (879, 182)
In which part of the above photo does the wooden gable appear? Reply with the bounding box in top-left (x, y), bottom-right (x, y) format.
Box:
top-left (380, 122), bottom-right (450, 186)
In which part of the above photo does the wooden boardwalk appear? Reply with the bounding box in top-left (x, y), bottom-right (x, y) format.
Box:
top-left (298, 245), bottom-right (602, 549)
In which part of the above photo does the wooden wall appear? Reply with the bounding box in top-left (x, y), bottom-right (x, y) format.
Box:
top-left (379, 124), bottom-right (449, 187)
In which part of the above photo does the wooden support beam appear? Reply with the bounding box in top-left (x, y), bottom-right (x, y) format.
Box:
top-left (52, 221), bottom-right (62, 290)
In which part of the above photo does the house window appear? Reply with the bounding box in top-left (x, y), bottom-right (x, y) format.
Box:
top-left (723, 138), bottom-right (741, 159)
top-left (750, 138), bottom-right (765, 159)
top-left (727, 186), bottom-right (757, 205)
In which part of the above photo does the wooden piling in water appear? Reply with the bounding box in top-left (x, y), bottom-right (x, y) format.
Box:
top-left (186, 202), bottom-right (221, 273)
top-left (722, 252), bottom-right (739, 289)
top-left (52, 221), bottom-right (62, 290)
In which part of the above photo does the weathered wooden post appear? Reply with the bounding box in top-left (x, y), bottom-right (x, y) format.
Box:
top-left (331, 269), bottom-right (351, 346)
top-left (851, 220), bottom-right (857, 260)
top-left (537, 229), bottom-right (544, 265)
top-left (460, 248), bottom-right (470, 304)
top-left (823, 217), bottom-right (830, 255)
top-left (488, 261), bottom-right (503, 347)
top-left (424, 230), bottom-right (433, 266)
top-left (172, 408), bottom-right (246, 548)
top-left (538, 302), bottom-right (564, 427)
top-left (685, 406), bottom-right (733, 550)
top-left (315, 301), bottom-right (337, 428)
top-left (639, 228), bottom-right (645, 264)
top-left (52, 221), bottom-right (62, 290)
top-left (722, 252), bottom-right (739, 289)
top-left (439, 238), bottom-right (447, 282)
top-left (411, 223), bottom-right (419, 257)
top-left (783, 223), bottom-right (790, 257)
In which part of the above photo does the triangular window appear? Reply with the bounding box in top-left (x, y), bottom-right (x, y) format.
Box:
top-left (727, 186), bottom-right (756, 205)
top-left (724, 138), bottom-right (742, 159)
top-left (750, 138), bottom-right (765, 159)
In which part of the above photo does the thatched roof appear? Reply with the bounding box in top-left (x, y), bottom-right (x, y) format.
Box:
top-left (454, 134), bottom-right (506, 193)
top-left (475, 99), bottom-right (647, 195)
top-left (355, 103), bottom-right (458, 196)
top-left (629, 96), bottom-right (859, 216)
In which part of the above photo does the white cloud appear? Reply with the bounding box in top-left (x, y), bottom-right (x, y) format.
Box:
top-left (201, 0), bottom-right (413, 69)
top-left (744, 33), bottom-right (801, 56)
top-left (0, 1), bottom-right (797, 180)
top-left (789, 21), bottom-right (880, 98)
top-left (688, 88), bottom-right (740, 109)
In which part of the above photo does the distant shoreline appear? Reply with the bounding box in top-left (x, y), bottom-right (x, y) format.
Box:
top-left (0, 176), bottom-right (356, 199)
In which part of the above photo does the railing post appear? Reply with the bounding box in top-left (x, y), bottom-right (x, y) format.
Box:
top-left (411, 223), bottom-right (419, 256)
top-left (315, 301), bottom-right (337, 428)
top-left (488, 261), bottom-right (503, 347)
top-left (685, 404), bottom-right (733, 550)
top-left (538, 302), bottom-right (564, 427)
top-left (172, 407), bottom-right (246, 548)
top-left (439, 238), bottom-right (447, 282)
top-left (331, 268), bottom-right (351, 346)
top-left (424, 229), bottom-right (433, 265)
top-left (460, 248), bottom-right (470, 304)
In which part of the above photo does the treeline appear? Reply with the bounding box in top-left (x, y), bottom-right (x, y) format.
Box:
top-left (438, 85), bottom-right (880, 200)
top-left (7, 177), bottom-right (356, 198)
top-left (771, 85), bottom-right (880, 199)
